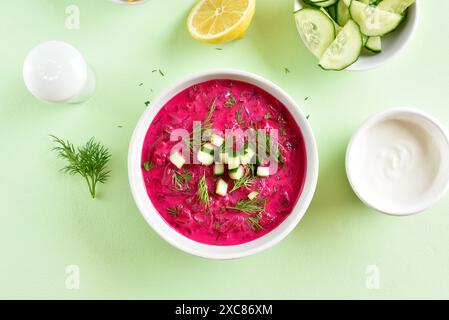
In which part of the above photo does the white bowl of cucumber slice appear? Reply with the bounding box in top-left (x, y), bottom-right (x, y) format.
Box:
top-left (293, 0), bottom-right (419, 71)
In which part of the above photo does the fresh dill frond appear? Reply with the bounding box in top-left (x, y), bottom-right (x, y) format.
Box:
top-left (246, 214), bottom-right (264, 231)
top-left (171, 169), bottom-right (192, 191)
top-left (226, 198), bottom-right (267, 214)
top-left (166, 207), bottom-right (179, 216)
top-left (225, 93), bottom-right (236, 108)
top-left (235, 109), bottom-right (242, 124)
top-left (230, 169), bottom-right (255, 193)
top-left (51, 135), bottom-right (111, 199)
top-left (184, 97), bottom-right (217, 151)
top-left (197, 173), bottom-right (210, 208)
top-left (142, 161), bottom-right (154, 172)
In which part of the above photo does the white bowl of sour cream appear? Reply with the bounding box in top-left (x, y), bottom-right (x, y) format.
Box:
top-left (346, 108), bottom-right (449, 216)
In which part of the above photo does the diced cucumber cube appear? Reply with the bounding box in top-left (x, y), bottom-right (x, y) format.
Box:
top-left (240, 148), bottom-right (255, 165)
top-left (229, 165), bottom-right (244, 180)
top-left (201, 143), bottom-right (216, 155)
top-left (248, 191), bottom-right (260, 200)
top-left (197, 150), bottom-right (214, 166)
top-left (216, 179), bottom-right (228, 196)
top-left (227, 154), bottom-right (240, 170)
top-left (257, 166), bottom-right (270, 177)
top-left (169, 152), bottom-right (185, 169)
top-left (219, 152), bottom-right (228, 164)
top-left (210, 134), bottom-right (224, 147)
top-left (214, 163), bottom-right (224, 176)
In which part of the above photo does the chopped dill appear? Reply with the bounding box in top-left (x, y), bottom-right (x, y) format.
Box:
top-left (142, 161), bottom-right (154, 172)
top-left (197, 173), bottom-right (210, 208)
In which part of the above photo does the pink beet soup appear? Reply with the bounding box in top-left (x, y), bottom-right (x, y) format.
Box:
top-left (141, 79), bottom-right (307, 245)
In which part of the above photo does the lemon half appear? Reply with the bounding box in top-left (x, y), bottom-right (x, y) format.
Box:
top-left (187, 0), bottom-right (256, 44)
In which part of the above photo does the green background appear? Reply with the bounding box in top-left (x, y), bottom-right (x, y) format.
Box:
top-left (1, 0), bottom-right (448, 299)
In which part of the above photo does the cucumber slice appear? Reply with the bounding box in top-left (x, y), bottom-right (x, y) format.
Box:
top-left (216, 179), bottom-right (228, 196)
top-left (248, 191), bottom-right (260, 200)
top-left (227, 154), bottom-right (240, 170)
top-left (320, 7), bottom-right (341, 32)
top-left (257, 166), bottom-right (270, 177)
top-left (229, 166), bottom-right (244, 180)
top-left (169, 152), bottom-right (185, 169)
top-left (197, 150), bottom-right (214, 166)
top-left (240, 148), bottom-right (255, 165)
top-left (219, 152), bottom-right (228, 164)
top-left (214, 163), bottom-right (224, 176)
top-left (349, 1), bottom-right (403, 36)
top-left (377, 0), bottom-right (415, 15)
top-left (365, 36), bottom-right (382, 52)
top-left (305, 0), bottom-right (338, 7)
top-left (201, 143), bottom-right (215, 155)
top-left (295, 8), bottom-right (336, 59)
top-left (337, 0), bottom-right (350, 26)
top-left (319, 20), bottom-right (363, 71)
top-left (210, 134), bottom-right (224, 147)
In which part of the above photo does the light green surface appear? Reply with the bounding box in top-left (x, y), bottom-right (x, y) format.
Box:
top-left (1, 0), bottom-right (448, 299)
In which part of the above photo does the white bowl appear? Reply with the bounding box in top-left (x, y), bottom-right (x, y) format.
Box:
top-left (128, 69), bottom-right (319, 259)
top-left (346, 108), bottom-right (449, 216)
top-left (293, 0), bottom-right (419, 71)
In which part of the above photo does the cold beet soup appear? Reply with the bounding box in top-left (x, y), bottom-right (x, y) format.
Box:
top-left (141, 79), bottom-right (307, 245)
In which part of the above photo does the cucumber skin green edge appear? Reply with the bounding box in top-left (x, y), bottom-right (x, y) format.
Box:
top-left (294, 7), bottom-right (337, 48)
top-left (318, 21), bottom-right (363, 71)
top-left (348, 0), bottom-right (406, 37)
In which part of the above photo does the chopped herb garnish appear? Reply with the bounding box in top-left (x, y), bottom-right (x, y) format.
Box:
top-left (246, 214), bottom-right (264, 231)
top-left (197, 173), bottom-right (210, 208)
top-left (117, 125), bottom-right (123, 128)
top-left (236, 109), bottom-right (243, 125)
top-left (152, 69), bottom-right (165, 76)
top-left (230, 169), bottom-right (255, 193)
top-left (184, 97), bottom-right (217, 150)
top-left (284, 68), bottom-right (290, 74)
top-left (144, 101), bottom-right (150, 107)
top-left (306, 115), bottom-right (310, 120)
top-left (215, 48), bottom-right (223, 50)
top-left (171, 169), bottom-right (192, 191)
top-left (139, 83), bottom-right (143, 86)
top-left (142, 161), bottom-right (154, 172)
top-left (304, 97), bottom-right (309, 101)
top-left (51, 135), bottom-right (111, 199)
top-left (166, 207), bottom-right (179, 216)
top-left (226, 198), bottom-right (267, 214)
top-left (224, 93), bottom-right (236, 108)
top-left (280, 127), bottom-right (287, 136)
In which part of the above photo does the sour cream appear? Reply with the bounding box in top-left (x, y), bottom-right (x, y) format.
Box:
top-left (346, 109), bottom-right (449, 215)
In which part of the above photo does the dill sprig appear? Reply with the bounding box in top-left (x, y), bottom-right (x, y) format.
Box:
top-left (197, 173), bottom-right (210, 208)
top-left (184, 97), bottom-right (217, 151)
top-left (171, 169), bottom-right (192, 192)
top-left (246, 214), bottom-right (264, 231)
top-left (226, 198), bottom-right (267, 214)
top-left (230, 169), bottom-right (255, 193)
top-left (142, 161), bottom-right (154, 171)
top-left (51, 135), bottom-right (111, 199)
top-left (166, 207), bottom-right (180, 216)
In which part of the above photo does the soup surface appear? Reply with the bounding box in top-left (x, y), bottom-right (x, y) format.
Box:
top-left (141, 79), bottom-right (307, 245)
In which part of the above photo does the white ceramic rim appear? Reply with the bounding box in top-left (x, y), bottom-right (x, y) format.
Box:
top-left (128, 69), bottom-right (319, 259)
top-left (345, 107), bottom-right (449, 216)
top-left (293, 0), bottom-right (420, 71)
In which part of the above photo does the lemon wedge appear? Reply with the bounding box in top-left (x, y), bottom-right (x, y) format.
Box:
top-left (187, 0), bottom-right (256, 44)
